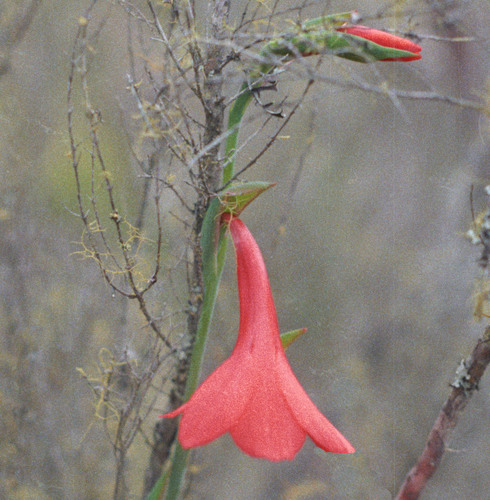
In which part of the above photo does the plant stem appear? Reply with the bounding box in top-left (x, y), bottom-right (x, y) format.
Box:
top-left (161, 40), bottom-right (254, 498)
top-left (223, 83), bottom-right (253, 185)
top-left (163, 230), bottom-right (228, 500)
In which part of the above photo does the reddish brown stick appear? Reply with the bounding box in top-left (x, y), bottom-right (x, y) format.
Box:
top-left (395, 326), bottom-right (490, 500)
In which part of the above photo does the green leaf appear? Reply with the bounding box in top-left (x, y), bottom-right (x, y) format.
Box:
top-left (280, 328), bottom-right (307, 350)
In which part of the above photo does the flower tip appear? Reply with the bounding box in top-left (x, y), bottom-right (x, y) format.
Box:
top-left (345, 443), bottom-right (356, 454)
top-left (159, 406), bottom-right (184, 419)
top-left (330, 438), bottom-right (355, 454)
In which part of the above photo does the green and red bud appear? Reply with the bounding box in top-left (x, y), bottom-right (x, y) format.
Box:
top-left (335, 24), bottom-right (422, 61)
top-left (250, 14), bottom-right (422, 84)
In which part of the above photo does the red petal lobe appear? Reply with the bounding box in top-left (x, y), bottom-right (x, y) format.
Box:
top-left (165, 355), bottom-right (253, 448)
top-left (229, 365), bottom-right (306, 460)
top-left (276, 353), bottom-right (355, 454)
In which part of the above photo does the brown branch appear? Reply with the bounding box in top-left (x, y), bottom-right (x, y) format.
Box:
top-left (142, 418), bottom-right (178, 495)
top-left (142, 0), bottom-right (232, 494)
top-left (395, 326), bottom-right (490, 500)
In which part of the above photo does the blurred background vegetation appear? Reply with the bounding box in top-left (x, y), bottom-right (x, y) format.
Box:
top-left (0, 0), bottom-right (489, 499)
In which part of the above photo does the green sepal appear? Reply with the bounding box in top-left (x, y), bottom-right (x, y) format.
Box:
top-left (280, 328), bottom-right (307, 350)
top-left (299, 12), bottom-right (354, 32)
top-left (220, 181), bottom-right (276, 217)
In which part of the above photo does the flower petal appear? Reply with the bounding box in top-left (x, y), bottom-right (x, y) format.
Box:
top-left (227, 216), bottom-right (282, 352)
top-left (164, 354), bottom-right (253, 448)
top-left (276, 353), bottom-right (355, 454)
top-left (229, 364), bottom-right (306, 461)
top-left (162, 215), bottom-right (354, 461)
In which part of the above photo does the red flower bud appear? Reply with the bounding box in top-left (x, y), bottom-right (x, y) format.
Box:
top-left (336, 25), bottom-right (422, 61)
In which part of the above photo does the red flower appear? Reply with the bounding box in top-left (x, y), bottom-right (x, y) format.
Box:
top-left (161, 214), bottom-right (354, 461)
top-left (336, 25), bottom-right (422, 61)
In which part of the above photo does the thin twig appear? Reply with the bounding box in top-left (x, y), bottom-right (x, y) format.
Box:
top-left (147, 0), bottom-right (201, 99)
top-left (270, 108), bottom-right (315, 254)
top-left (314, 73), bottom-right (485, 111)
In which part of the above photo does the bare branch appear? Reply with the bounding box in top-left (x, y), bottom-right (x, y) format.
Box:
top-left (395, 327), bottom-right (490, 500)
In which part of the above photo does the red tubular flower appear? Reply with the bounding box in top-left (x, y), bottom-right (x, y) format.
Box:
top-left (161, 214), bottom-right (354, 461)
top-left (336, 25), bottom-right (422, 61)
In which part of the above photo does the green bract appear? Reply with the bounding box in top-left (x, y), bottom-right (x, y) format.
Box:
top-left (280, 328), bottom-right (307, 350)
top-left (220, 181), bottom-right (276, 217)
top-left (201, 181), bottom-right (275, 292)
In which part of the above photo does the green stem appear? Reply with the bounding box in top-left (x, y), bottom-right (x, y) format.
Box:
top-left (223, 82), bottom-right (253, 185)
top-left (161, 443), bottom-right (187, 500)
top-left (163, 243), bottom-right (228, 500)
top-left (160, 58), bottom-right (252, 500)
top-left (163, 200), bottom-right (228, 500)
